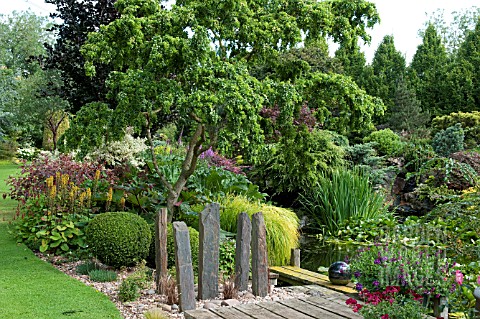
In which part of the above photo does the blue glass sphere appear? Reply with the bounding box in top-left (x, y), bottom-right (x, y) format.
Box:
top-left (328, 261), bottom-right (351, 285)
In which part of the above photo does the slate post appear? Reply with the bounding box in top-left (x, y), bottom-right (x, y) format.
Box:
top-left (198, 203), bottom-right (220, 300)
top-left (173, 221), bottom-right (196, 311)
top-left (235, 212), bottom-right (251, 291)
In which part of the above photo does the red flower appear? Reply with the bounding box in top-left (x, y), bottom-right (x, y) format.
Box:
top-left (346, 298), bottom-right (358, 305)
top-left (352, 304), bottom-right (363, 313)
top-left (381, 315), bottom-right (390, 319)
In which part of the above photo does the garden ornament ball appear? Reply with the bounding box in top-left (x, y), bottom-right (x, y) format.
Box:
top-left (328, 261), bottom-right (351, 285)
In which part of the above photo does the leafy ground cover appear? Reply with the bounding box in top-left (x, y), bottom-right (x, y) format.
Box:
top-left (0, 161), bottom-right (122, 319)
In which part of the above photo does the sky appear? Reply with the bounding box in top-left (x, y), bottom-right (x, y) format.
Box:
top-left (0, 0), bottom-right (479, 63)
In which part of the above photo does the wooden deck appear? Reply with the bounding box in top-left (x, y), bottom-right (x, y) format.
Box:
top-left (269, 266), bottom-right (358, 295)
top-left (184, 285), bottom-right (362, 319)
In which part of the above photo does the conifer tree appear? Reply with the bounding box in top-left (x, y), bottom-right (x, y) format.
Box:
top-left (389, 75), bottom-right (429, 132)
top-left (409, 24), bottom-right (448, 117)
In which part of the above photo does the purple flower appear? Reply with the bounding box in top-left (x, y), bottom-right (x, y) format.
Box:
top-left (354, 271), bottom-right (361, 278)
top-left (373, 280), bottom-right (380, 287)
top-left (374, 258), bottom-right (382, 265)
top-left (355, 283), bottom-right (363, 291)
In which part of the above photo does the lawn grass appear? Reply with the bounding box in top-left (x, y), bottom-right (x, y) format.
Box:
top-left (0, 161), bottom-right (122, 319)
top-left (0, 160), bottom-right (20, 222)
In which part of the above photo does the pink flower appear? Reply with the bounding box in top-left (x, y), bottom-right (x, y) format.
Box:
top-left (381, 315), bottom-right (390, 319)
top-left (477, 275), bottom-right (480, 285)
top-left (455, 270), bottom-right (464, 285)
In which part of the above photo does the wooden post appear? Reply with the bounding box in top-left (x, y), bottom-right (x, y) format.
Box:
top-left (433, 296), bottom-right (448, 319)
top-left (198, 203), bottom-right (220, 300)
top-left (251, 212), bottom-right (269, 297)
top-left (290, 248), bottom-right (300, 267)
top-left (155, 208), bottom-right (168, 294)
top-left (474, 287), bottom-right (480, 318)
top-left (173, 221), bottom-right (196, 311)
top-left (235, 212), bottom-right (251, 291)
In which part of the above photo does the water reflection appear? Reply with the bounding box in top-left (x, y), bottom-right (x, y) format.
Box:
top-left (300, 236), bottom-right (359, 272)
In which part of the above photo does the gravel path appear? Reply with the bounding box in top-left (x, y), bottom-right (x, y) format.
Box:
top-left (38, 255), bottom-right (311, 319)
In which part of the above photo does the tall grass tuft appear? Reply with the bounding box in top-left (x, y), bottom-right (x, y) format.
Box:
top-left (219, 195), bottom-right (299, 266)
top-left (299, 168), bottom-right (389, 236)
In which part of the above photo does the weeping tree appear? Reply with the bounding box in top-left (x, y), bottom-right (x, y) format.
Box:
top-left (73, 0), bottom-right (382, 289)
top-left (76, 0), bottom-right (381, 219)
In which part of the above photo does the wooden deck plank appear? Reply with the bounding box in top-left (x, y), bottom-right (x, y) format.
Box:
top-left (234, 303), bottom-right (287, 319)
top-left (257, 300), bottom-right (317, 319)
top-left (270, 266), bottom-right (357, 295)
top-left (279, 298), bottom-right (347, 319)
top-left (211, 306), bottom-right (255, 319)
top-left (304, 296), bottom-right (362, 318)
top-left (184, 309), bottom-right (224, 319)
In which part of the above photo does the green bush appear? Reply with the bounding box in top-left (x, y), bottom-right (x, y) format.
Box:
top-left (363, 129), bottom-right (403, 157)
top-left (85, 212), bottom-right (151, 268)
top-left (219, 239), bottom-right (236, 276)
top-left (346, 142), bottom-right (397, 188)
top-left (431, 111), bottom-right (480, 148)
top-left (13, 196), bottom-right (91, 255)
top-left (219, 196), bottom-right (299, 266)
top-left (88, 269), bottom-right (118, 282)
top-left (299, 168), bottom-right (389, 235)
top-left (250, 127), bottom-right (345, 200)
top-left (118, 279), bottom-right (140, 302)
top-left (76, 261), bottom-right (102, 275)
top-left (432, 123), bottom-right (464, 157)
top-left (118, 262), bottom-right (153, 302)
top-left (147, 223), bottom-right (199, 273)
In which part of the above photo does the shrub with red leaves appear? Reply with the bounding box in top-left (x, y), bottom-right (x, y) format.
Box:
top-left (8, 154), bottom-right (118, 202)
top-left (199, 147), bottom-right (246, 175)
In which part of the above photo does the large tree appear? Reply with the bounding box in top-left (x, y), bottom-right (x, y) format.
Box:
top-left (44, 0), bottom-right (119, 113)
top-left (456, 18), bottom-right (480, 110)
top-left (335, 40), bottom-right (367, 86)
top-left (75, 0), bottom-right (381, 218)
top-left (389, 75), bottom-right (429, 132)
top-left (367, 35), bottom-right (406, 116)
top-left (409, 23), bottom-right (448, 117)
top-left (0, 11), bottom-right (68, 146)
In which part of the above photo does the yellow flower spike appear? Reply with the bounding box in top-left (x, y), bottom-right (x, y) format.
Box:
top-left (107, 188), bottom-right (113, 202)
top-left (120, 197), bottom-right (125, 206)
top-left (56, 172), bottom-right (61, 183)
top-left (86, 188), bottom-right (92, 199)
top-left (95, 170), bottom-right (101, 181)
top-left (46, 176), bottom-right (54, 188)
top-left (50, 185), bottom-right (57, 198)
top-left (62, 174), bottom-right (69, 187)
top-left (79, 192), bottom-right (86, 206)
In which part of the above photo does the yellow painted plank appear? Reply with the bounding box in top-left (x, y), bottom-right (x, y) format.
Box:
top-left (270, 266), bottom-right (357, 295)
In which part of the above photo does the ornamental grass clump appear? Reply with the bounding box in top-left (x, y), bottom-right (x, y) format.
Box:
top-left (219, 195), bottom-right (299, 266)
top-left (299, 168), bottom-right (389, 235)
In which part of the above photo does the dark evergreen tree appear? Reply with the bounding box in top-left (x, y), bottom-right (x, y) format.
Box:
top-left (389, 75), bottom-right (429, 132)
top-left (456, 18), bottom-right (480, 110)
top-left (409, 23), bottom-right (448, 117)
top-left (366, 35), bottom-right (406, 123)
top-left (44, 0), bottom-right (119, 113)
top-left (335, 40), bottom-right (367, 85)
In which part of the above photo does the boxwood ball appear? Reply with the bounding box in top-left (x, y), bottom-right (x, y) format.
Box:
top-left (328, 261), bottom-right (351, 285)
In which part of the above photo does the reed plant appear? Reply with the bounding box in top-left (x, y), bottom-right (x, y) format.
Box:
top-left (219, 195), bottom-right (299, 266)
top-left (299, 168), bottom-right (389, 236)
